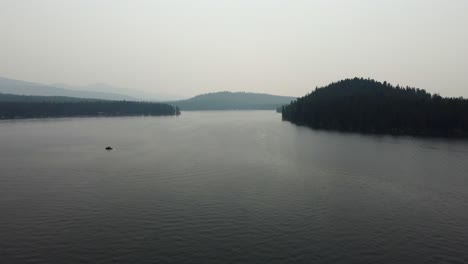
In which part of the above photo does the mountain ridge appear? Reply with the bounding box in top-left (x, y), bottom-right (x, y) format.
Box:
top-left (0, 76), bottom-right (137, 101)
top-left (51, 82), bottom-right (185, 101)
top-left (169, 91), bottom-right (296, 111)
top-left (0, 92), bottom-right (105, 102)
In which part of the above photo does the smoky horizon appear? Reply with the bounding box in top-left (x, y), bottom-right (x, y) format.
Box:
top-left (1, 0), bottom-right (467, 98)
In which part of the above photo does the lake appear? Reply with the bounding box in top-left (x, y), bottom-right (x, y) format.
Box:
top-left (1, 111), bottom-right (468, 263)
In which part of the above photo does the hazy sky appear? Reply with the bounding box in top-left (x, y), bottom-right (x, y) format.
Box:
top-left (1, 0), bottom-right (467, 97)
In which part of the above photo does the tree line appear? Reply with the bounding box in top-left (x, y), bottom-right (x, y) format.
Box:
top-left (282, 78), bottom-right (468, 137)
top-left (0, 101), bottom-right (180, 119)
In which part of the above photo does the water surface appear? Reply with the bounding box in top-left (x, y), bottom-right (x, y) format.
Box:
top-left (1, 111), bottom-right (468, 263)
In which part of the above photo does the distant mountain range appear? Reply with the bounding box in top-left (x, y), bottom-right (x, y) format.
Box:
top-left (169, 91), bottom-right (295, 110)
top-left (0, 76), bottom-right (137, 101)
top-left (51, 82), bottom-right (185, 101)
top-left (0, 93), bottom-right (104, 102)
top-left (0, 76), bottom-right (296, 111)
top-left (0, 76), bottom-right (184, 101)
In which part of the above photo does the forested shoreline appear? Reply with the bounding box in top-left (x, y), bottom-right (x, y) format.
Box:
top-left (282, 78), bottom-right (468, 137)
top-left (0, 101), bottom-right (180, 119)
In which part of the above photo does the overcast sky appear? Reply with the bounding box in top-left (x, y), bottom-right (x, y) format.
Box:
top-left (1, 0), bottom-right (467, 97)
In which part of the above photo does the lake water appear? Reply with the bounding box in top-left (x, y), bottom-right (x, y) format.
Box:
top-left (1, 111), bottom-right (468, 264)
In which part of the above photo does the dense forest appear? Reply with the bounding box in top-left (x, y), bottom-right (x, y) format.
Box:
top-left (0, 100), bottom-right (180, 119)
top-left (170, 91), bottom-right (295, 110)
top-left (282, 78), bottom-right (468, 137)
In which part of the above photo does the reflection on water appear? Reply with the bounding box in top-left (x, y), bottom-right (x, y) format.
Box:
top-left (1, 111), bottom-right (468, 263)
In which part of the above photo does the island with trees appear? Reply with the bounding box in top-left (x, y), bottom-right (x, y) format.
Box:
top-left (0, 93), bottom-right (180, 119)
top-left (281, 78), bottom-right (468, 137)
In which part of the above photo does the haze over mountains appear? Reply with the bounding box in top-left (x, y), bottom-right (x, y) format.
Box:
top-left (0, 76), bottom-right (134, 101)
top-left (0, 76), bottom-right (295, 111)
top-left (0, 76), bottom-right (184, 101)
top-left (51, 82), bottom-right (185, 101)
top-left (0, 93), bottom-right (104, 103)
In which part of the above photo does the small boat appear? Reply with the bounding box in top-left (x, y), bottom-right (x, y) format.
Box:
top-left (105, 146), bottom-right (113, 150)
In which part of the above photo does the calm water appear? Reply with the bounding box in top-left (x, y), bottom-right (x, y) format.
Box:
top-left (1, 111), bottom-right (468, 264)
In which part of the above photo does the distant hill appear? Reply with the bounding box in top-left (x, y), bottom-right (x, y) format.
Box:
top-left (0, 93), bottom-right (104, 102)
top-left (170, 91), bottom-right (295, 110)
top-left (0, 76), bottom-right (137, 101)
top-left (282, 78), bottom-right (468, 137)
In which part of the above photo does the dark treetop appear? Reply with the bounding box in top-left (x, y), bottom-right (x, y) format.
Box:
top-left (0, 95), bottom-right (180, 119)
top-left (282, 78), bottom-right (468, 137)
